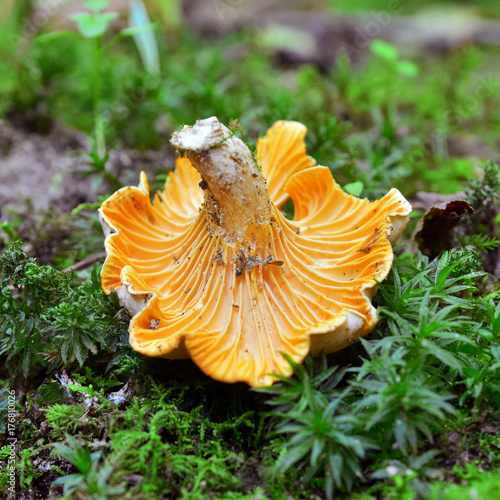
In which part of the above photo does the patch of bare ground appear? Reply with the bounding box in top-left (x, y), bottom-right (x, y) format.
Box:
top-left (438, 411), bottom-right (500, 478)
top-left (0, 119), bottom-right (176, 262)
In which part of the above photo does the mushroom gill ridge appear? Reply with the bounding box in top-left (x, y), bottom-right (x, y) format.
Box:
top-left (99, 118), bottom-right (411, 387)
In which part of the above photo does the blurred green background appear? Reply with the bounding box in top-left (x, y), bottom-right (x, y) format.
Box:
top-left (1, 0), bottom-right (499, 240)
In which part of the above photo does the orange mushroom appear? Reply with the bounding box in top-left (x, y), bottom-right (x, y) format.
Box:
top-left (99, 117), bottom-right (411, 387)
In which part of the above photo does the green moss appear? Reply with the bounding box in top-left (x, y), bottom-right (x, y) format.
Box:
top-left (430, 469), bottom-right (500, 500)
top-left (45, 404), bottom-right (87, 437)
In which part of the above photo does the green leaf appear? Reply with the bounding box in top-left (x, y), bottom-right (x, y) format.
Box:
top-left (128, 0), bottom-right (160, 75)
top-left (370, 39), bottom-right (399, 62)
top-left (53, 473), bottom-right (84, 494)
top-left (397, 60), bottom-right (419, 78)
top-left (84, 0), bottom-right (109, 13)
top-left (1, 220), bottom-right (20, 242)
top-left (70, 12), bottom-right (118, 38)
top-left (343, 181), bottom-right (364, 197)
top-left (71, 201), bottom-right (102, 215)
top-left (421, 340), bottom-right (464, 372)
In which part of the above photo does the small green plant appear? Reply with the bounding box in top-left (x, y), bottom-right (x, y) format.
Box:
top-left (466, 160), bottom-right (500, 216)
top-left (459, 233), bottom-right (500, 253)
top-left (0, 220), bottom-right (20, 245)
top-left (349, 246), bottom-right (500, 463)
top-left (53, 433), bottom-right (126, 498)
top-left (18, 447), bottom-right (41, 490)
top-left (261, 355), bottom-right (376, 499)
top-left (69, 0), bottom-right (160, 189)
top-left (458, 298), bottom-right (500, 406)
top-left (372, 450), bottom-right (441, 499)
top-left (370, 40), bottom-right (419, 78)
top-left (0, 445), bottom-right (41, 492)
top-left (0, 242), bottom-right (128, 376)
top-left (430, 469), bottom-right (500, 500)
top-left (107, 378), bottom-right (255, 498)
top-left (70, 0), bottom-right (119, 39)
top-left (354, 343), bottom-right (455, 455)
top-left (45, 404), bottom-right (87, 437)
top-left (70, 0), bottom-right (118, 184)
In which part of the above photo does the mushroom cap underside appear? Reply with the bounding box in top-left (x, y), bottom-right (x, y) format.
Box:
top-left (99, 121), bottom-right (411, 387)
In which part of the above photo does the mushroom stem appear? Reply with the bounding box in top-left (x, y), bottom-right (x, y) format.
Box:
top-left (170, 117), bottom-right (272, 244)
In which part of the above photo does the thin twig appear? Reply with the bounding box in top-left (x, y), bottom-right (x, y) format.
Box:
top-left (62, 252), bottom-right (107, 273)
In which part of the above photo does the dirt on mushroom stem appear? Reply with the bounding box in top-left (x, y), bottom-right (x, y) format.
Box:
top-left (170, 117), bottom-right (275, 258)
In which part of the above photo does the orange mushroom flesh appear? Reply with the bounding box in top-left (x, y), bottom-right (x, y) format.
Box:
top-left (99, 117), bottom-right (412, 387)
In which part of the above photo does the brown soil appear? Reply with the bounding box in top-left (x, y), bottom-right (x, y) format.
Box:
top-left (0, 119), bottom-right (91, 215)
top-left (0, 120), bottom-right (177, 217)
top-left (0, 119), bottom-right (176, 263)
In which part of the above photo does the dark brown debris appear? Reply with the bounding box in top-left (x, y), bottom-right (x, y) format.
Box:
top-left (235, 250), bottom-right (284, 276)
top-left (413, 200), bottom-right (474, 260)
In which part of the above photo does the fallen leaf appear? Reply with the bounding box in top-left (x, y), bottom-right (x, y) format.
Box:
top-left (413, 200), bottom-right (474, 259)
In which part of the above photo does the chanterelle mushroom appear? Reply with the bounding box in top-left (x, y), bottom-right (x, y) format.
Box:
top-left (99, 117), bottom-right (411, 387)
